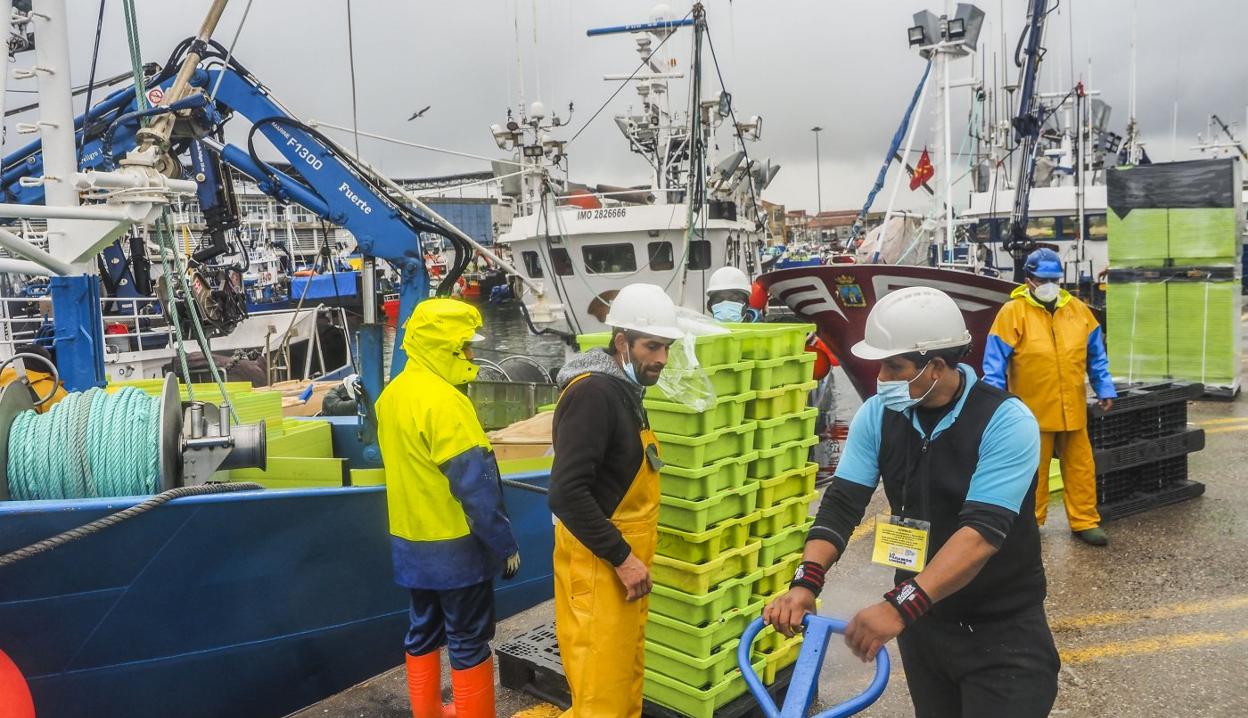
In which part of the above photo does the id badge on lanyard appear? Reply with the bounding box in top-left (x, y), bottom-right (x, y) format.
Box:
top-left (871, 514), bottom-right (931, 572)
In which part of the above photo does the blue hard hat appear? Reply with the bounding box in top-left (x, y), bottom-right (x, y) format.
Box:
top-left (1023, 248), bottom-right (1063, 279)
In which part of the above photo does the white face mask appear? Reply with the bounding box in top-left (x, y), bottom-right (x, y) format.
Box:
top-left (1031, 282), bottom-right (1060, 303)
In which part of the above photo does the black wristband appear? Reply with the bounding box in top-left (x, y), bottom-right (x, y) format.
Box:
top-left (883, 578), bottom-right (932, 626)
top-left (790, 561), bottom-right (826, 595)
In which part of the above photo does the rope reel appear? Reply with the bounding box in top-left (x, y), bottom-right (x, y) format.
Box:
top-left (0, 374), bottom-right (266, 501)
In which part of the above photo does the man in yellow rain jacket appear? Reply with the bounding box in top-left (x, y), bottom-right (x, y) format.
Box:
top-left (549, 283), bottom-right (684, 717)
top-left (0, 344), bottom-right (66, 413)
top-left (984, 248), bottom-right (1117, 546)
top-left (376, 299), bottom-right (521, 718)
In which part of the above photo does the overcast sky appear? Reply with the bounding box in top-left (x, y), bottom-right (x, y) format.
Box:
top-left (17, 0), bottom-right (1248, 215)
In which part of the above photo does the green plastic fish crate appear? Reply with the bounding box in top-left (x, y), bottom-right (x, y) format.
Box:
top-left (656, 511), bottom-right (760, 564)
top-left (659, 481), bottom-right (760, 533)
top-left (749, 435), bottom-right (818, 479)
top-left (650, 360), bottom-right (754, 402)
top-left (1168, 208), bottom-right (1241, 261)
top-left (753, 407), bottom-right (819, 451)
top-left (646, 637), bottom-right (746, 690)
top-left (751, 491), bottom-right (818, 538)
top-left (645, 391), bottom-right (755, 436)
top-left (643, 656), bottom-right (765, 718)
top-left (645, 597), bottom-right (765, 657)
top-left (754, 462), bottom-right (819, 510)
top-left (751, 352), bottom-right (817, 391)
top-left (746, 380), bottom-right (818, 420)
top-left (1107, 278), bottom-right (1169, 381)
top-left (754, 633), bottom-right (804, 685)
top-left (722, 322), bottom-right (814, 360)
top-left (577, 330), bottom-right (742, 366)
top-left (754, 551), bottom-right (803, 596)
top-left (758, 518), bottom-right (814, 565)
top-left (659, 451), bottom-right (756, 501)
top-left (652, 541), bottom-right (762, 595)
top-left (648, 568), bottom-right (763, 627)
top-left (654, 421), bottom-right (756, 469)
top-left (1167, 276), bottom-right (1242, 385)
top-left (1107, 208), bottom-right (1169, 266)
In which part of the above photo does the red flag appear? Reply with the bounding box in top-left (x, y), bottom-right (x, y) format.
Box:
top-left (910, 147), bottom-right (934, 190)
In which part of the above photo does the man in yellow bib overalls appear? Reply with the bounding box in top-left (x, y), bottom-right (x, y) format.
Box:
top-left (549, 283), bottom-right (684, 717)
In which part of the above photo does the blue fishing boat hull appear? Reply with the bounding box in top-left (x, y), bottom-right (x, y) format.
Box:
top-left (0, 476), bottom-right (554, 717)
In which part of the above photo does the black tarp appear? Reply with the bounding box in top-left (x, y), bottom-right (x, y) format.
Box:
top-left (1107, 158), bottom-right (1240, 217)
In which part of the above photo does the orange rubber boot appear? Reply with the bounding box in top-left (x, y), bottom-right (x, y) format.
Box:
top-left (449, 656), bottom-right (495, 718)
top-left (404, 652), bottom-right (444, 718)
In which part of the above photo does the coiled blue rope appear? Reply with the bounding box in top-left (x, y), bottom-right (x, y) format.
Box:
top-left (7, 387), bottom-right (161, 500)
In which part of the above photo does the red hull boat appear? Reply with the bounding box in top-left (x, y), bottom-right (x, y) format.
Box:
top-left (757, 265), bottom-right (1017, 401)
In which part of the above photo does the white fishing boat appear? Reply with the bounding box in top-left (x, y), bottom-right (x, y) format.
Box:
top-left (496, 5), bottom-right (777, 337)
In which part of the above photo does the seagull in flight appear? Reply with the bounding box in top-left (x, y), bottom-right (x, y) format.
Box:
top-left (408, 105), bottom-right (431, 121)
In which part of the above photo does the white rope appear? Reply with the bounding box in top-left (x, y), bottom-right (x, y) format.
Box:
top-left (309, 121), bottom-right (526, 168)
top-left (1200, 273), bottom-right (1210, 384)
top-left (345, 0), bottom-right (362, 159)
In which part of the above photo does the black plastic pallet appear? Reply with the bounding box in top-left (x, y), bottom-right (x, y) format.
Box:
top-left (1092, 427), bottom-right (1205, 473)
top-left (1097, 455), bottom-right (1189, 505)
top-left (497, 622), bottom-right (793, 717)
top-left (1089, 381), bottom-right (1203, 419)
top-left (1088, 399), bottom-right (1193, 450)
top-left (1099, 480), bottom-right (1206, 522)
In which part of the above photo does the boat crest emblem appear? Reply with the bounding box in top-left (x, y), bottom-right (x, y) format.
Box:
top-left (834, 275), bottom-right (866, 308)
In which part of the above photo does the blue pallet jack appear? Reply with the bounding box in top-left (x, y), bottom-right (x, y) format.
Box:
top-left (738, 616), bottom-right (890, 718)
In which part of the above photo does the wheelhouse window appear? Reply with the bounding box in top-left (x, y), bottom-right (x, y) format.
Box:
top-left (687, 240), bottom-right (712, 270)
top-left (550, 247), bottom-right (574, 276)
top-left (1025, 217), bottom-right (1056, 241)
top-left (648, 241), bottom-right (674, 271)
top-left (583, 244), bottom-right (637, 273)
top-left (1085, 214), bottom-right (1108, 241)
top-left (521, 250), bottom-right (543, 278)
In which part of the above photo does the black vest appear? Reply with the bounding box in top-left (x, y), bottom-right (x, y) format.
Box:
top-left (879, 380), bottom-right (1047, 622)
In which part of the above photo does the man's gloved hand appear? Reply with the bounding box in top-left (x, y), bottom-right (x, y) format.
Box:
top-left (342, 373), bottom-right (361, 400)
top-left (502, 551), bottom-right (521, 580)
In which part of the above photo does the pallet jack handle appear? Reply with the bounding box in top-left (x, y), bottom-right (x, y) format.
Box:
top-left (738, 615), bottom-right (890, 718)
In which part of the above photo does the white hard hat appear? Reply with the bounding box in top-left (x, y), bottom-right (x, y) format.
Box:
top-left (851, 286), bottom-right (971, 361)
top-left (605, 283), bottom-right (685, 340)
top-left (706, 266), bottom-right (752, 294)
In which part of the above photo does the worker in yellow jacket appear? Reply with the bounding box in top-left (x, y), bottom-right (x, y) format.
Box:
top-left (376, 299), bottom-right (521, 718)
top-left (984, 248), bottom-right (1116, 546)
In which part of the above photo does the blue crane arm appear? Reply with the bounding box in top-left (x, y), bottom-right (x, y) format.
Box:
top-left (193, 66), bottom-right (433, 384)
top-left (1004, 0), bottom-right (1051, 280)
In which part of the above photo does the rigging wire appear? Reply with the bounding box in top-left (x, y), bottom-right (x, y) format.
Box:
top-left (566, 10), bottom-right (693, 146)
top-left (344, 0), bottom-right (362, 159)
top-left (77, 0), bottom-right (108, 165)
top-left (702, 24), bottom-right (764, 234)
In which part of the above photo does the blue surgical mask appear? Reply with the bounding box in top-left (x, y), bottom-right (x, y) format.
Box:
top-left (622, 346), bottom-right (640, 385)
top-left (711, 301), bottom-right (746, 322)
top-left (876, 361), bottom-right (936, 412)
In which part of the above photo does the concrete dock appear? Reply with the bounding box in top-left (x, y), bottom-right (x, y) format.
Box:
top-left (296, 374), bottom-right (1248, 717)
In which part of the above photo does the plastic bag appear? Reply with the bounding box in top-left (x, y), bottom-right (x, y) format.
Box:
top-left (655, 332), bottom-right (716, 411)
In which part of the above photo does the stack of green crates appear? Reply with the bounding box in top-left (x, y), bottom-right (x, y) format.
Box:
top-left (1106, 159), bottom-right (1243, 396)
top-left (576, 323), bottom-right (820, 716)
